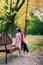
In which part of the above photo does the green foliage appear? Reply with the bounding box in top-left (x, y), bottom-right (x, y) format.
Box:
top-left (0, 0), bottom-right (24, 34)
top-left (1, 20), bottom-right (7, 31)
top-left (28, 16), bottom-right (43, 35)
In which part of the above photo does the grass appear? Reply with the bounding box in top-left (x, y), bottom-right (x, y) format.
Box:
top-left (28, 42), bottom-right (43, 52)
top-left (26, 35), bottom-right (43, 52)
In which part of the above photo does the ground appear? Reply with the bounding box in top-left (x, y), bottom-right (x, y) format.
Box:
top-left (0, 35), bottom-right (43, 65)
top-left (0, 49), bottom-right (43, 65)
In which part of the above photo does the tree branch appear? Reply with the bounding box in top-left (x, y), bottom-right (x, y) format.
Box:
top-left (15, 0), bottom-right (20, 9)
top-left (10, 0), bottom-right (12, 12)
top-left (11, 0), bottom-right (25, 19)
top-left (6, 0), bottom-right (8, 5)
top-left (15, 0), bottom-right (25, 11)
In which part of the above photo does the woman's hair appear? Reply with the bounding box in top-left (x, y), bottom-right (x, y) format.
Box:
top-left (18, 28), bottom-right (21, 32)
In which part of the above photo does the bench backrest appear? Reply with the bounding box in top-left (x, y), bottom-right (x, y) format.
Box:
top-left (2, 32), bottom-right (7, 44)
top-left (0, 32), bottom-right (12, 44)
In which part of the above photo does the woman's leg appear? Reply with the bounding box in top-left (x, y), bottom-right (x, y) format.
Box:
top-left (21, 41), bottom-right (29, 52)
top-left (23, 42), bottom-right (29, 52)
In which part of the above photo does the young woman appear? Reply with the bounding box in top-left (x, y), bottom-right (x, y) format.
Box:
top-left (12, 28), bottom-right (22, 56)
top-left (21, 29), bottom-right (29, 53)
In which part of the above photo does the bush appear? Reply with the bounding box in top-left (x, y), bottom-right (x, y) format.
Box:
top-left (27, 17), bottom-right (43, 35)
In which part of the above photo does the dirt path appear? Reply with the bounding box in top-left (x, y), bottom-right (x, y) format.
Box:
top-left (0, 51), bottom-right (43, 65)
top-left (7, 51), bottom-right (43, 65)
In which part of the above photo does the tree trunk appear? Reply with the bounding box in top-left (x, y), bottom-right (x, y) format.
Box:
top-left (24, 0), bottom-right (29, 37)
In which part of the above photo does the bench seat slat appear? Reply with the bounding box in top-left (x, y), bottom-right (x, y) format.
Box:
top-left (0, 44), bottom-right (19, 53)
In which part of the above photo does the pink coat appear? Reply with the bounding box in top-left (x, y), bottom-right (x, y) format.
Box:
top-left (12, 32), bottom-right (21, 49)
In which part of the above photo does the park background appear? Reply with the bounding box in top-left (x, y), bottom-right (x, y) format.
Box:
top-left (0, 0), bottom-right (43, 59)
top-left (0, 0), bottom-right (43, 35)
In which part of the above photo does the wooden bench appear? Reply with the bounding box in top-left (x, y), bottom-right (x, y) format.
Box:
top-left (0, 32), bottom-right (19, 64)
